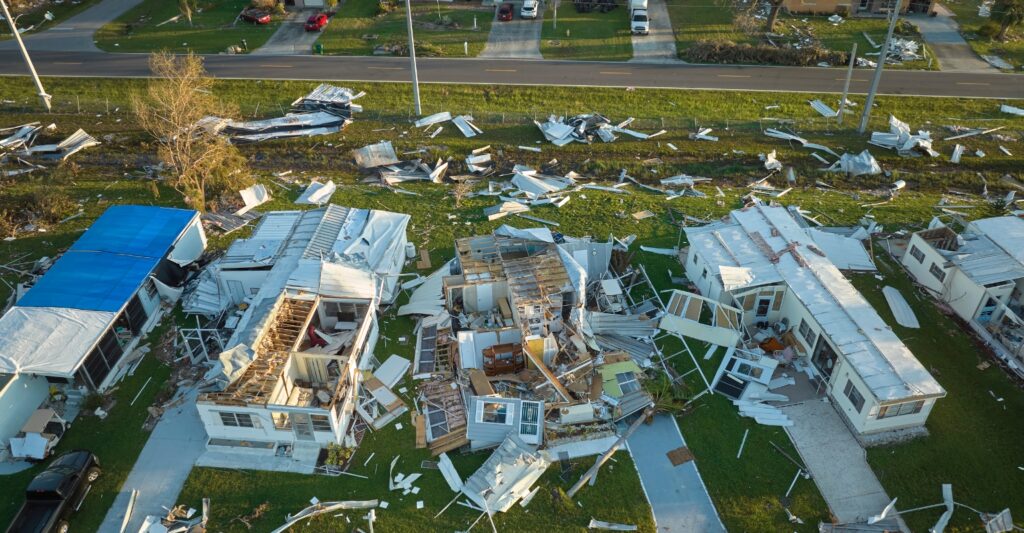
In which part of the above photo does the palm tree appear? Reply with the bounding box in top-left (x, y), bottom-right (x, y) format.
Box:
top-left (995, 0), bottom-right (1024, 41)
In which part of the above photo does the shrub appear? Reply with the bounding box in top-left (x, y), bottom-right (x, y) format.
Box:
top-left (83, 393), bottom-right (105, 411)
top-left (684, 40), bottom-right (848, 66)
top-left (977, 21), bottom-right (1002, 39)
top-left (325, 442), bottom-right (353, 466)
top-left (25, 191), bottom-right (77, 224)
top-left (378, 0), bottom-right (397, 15)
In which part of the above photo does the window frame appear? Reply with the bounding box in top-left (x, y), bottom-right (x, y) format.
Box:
top-left (479, 401), bottom-right (513, 425)
top-left (929, 263), bottom-right (946, 282)
top-left (311, 414), bottom-right (332, 432)
top-left (519, 401), bottom-right (541, 436)
top-left (909, 245), bottom-right (924, 263)
top-left (218, 411), bottom-right (256, 428)
top-left (615, 372), bottom-right (641, 394)
top-left (843, 380), bottom-right (866, 413)
top-left (877, 400), bottom-right (924, 419)
top-left (798, 318), bottom-right (817, 348)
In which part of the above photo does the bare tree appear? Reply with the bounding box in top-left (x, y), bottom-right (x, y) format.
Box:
top-left (178, 0), bottom-right (196, 26)
top-left (132, 52), bottom-right (247, 212)
top-left (766, 0), bottom-right (785, 33)
top-left (451, 179), bottom-right (474, 208)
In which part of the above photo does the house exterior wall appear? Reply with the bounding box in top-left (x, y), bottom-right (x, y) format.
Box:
top-left (0, 374), bottom-right (50, 444)
top-left (197, 403), bottom-right (339, 447)
top-left (900, 233), bottom-right (951, 296)
top-left (467, 396), bottom-right (521, 449)
top-left (945, 270), bottom-right (988, 323)
top-left (218, 269), bottom-right (273, 305)
top-left (169, 219), bottom-right (208, 266)
top-left (827, 359), bottom-right (936, 434)
top-left (782, 0), bottom-right (926, 14)
top-left (683, 248), bottom-right (724, 301)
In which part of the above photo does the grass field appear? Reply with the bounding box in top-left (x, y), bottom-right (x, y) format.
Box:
top-left (95, 0), bottom-right (281, 54)
top-left (0, 0), bottom-right (102, 40)
top-left (942, 0), bottom-right (1024, 70)
top-left (540, 3), bottom-right (633, 60)
top-left (315, 0), bottom-right (493, 57)
top-left (0, 75), bottom-right (1022, 532)
top-left (668, 0), bottom-right (936, 69)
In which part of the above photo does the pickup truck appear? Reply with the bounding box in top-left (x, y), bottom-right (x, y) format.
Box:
top-left (6, 451), bottom-right (101, 533)
top-left (629, 0), bottom-right (650, 35)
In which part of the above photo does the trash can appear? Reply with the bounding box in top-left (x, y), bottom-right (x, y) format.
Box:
top-left (314, 43), bottom-right (324, 55)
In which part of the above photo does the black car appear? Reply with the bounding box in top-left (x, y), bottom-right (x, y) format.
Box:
top-left (6, 451), bottom-right (101, 533)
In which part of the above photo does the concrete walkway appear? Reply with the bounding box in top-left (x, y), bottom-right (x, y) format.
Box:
top-left (629, 0), bottom-right (679, 63)
top-left (0, 0), bottom-right (144, 53)
top-left (781, 400), bottom-right (902, 527)
top-left (480, 3), bottom-right (543, 59)
top-left (97, 390), bottom-right (207, 533)
top-left (910, 10), bottom-right (992, 72)
top-left (252, 10), bottom-right (322, 56)
top-left (625, 415), bottom-right (725, 532)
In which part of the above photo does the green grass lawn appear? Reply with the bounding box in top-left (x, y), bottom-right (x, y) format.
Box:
top-left (0, 0), bottom-right (102, 40)
top-left (668, 0), bottom-right (936, 69)
top-left (942, 0), bottom-right (1024, 70)
top-left (315, 0), bottom-right (493, 57)
top-left (95, 0), bottom-right (281, 54)
top-left (540, 3), bottom-right (633, 61)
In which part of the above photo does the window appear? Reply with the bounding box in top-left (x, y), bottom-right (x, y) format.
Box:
top-left (616, 372), bottom-right (641, 394)
top-left (480, 402), bottom-right (511, 424)
top-left (877, 400), bottom-right (924, 419)
top-left (311, 415), bottom-right (332, 432)
top-left (144, 278), bottom-right (158, 299)
top-left (736, 362), bottom-right (764, 380)
top-left (843, 380), bottom-right (865, 413)
top-left (427, 407), bottom-right (449, 436)
top-left (756, 298), bottom-right (771, 317)
top-left (272, 412), bottom-right (291, 430)
top-left (798, 319), bottom-right (817, 348)
top-left (692, 253), bottom-right (698, 265)
top-left (909, 245), bottom-right (924, 263)
top-left (929, 263), bottom-right (946, 282)
top-left (218, 412), bottom-right (255, 428)
top-left (701, 268), bottom-right (708, 279)
top-left (519, 401), bottom-right (541, 436)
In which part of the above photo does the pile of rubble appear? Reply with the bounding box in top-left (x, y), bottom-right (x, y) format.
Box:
top-left (869, 115), bottom-right (938, 157)
top-left (200, 84), bottom-right (363, 143)
top-left (535, 113), bottom-right (665, 146)
top-left (0, 122), bottom-right (100, 165)
top-left (353, 141), bottom-right (449, 186)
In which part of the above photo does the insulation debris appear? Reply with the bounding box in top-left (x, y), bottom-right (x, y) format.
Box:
top-left (535, 113), bottom-right (662, 146)
top-left (869, 115), bottom-right (938, 157)
top-left (827, 150), bottom-right (881, 176)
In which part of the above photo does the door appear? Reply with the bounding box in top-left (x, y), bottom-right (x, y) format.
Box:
top-left (227, 280), bottom-right (245, 304)
top-left (292, 413), bottom-right (314, 441)
top-left (976, 297), bottom-right (998, 324)
top-left (811, 337), bottom-right (838, 378)
top-left (756, 297), bottom-right (772, 317)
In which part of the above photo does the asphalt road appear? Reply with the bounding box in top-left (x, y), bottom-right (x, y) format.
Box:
top-left (1, 50), bottom-right (1022, 99)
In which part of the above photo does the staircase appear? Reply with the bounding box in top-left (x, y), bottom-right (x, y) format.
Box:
top-left (263, 298), bottom-right (318, 352)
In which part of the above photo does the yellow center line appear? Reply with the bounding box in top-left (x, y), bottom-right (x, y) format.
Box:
top-left (834, 77), bottom-right (867, 82)
top-left (956, 82), bottom-right (990, 86)
top-left (368, 66), bottom-right (404, 70)
top-left (485, 68), bottom-right (517, 72)
top-left (717, 74), bottom-right (751, 78)
top-left (54, 62), bottom-right (83, 65)
top-left (599, 71), bottom-right (631, 75)
top-left (259, 64), bottom-right (293, 68)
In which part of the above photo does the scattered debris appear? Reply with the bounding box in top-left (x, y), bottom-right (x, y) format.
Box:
top-left (270, 500), bottom-right (377, 533)
top-left (204, 84), bottom-right (363, 143)
top-left (827, 150), bottom-right (882, 177)
top-left (809, 99), bottom-right (837, 118)
top-left (295, 179), bottom-right (337, 205)
top-left (882, 286), bottom-right (919, 329)
top-left (588, 518), bottom-right (639, 531)
top-left (689, 128), bottom-right (718, 142)
top-left (535, 113), bottom-right (664, 146)
top-left (868, 115), bottom-right (937, 157)
top-left (1001, 104), bottom-right (1024, 117)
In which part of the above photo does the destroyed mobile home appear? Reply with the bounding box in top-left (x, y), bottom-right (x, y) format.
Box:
top-left (679, 204), bottom-right (945, 441)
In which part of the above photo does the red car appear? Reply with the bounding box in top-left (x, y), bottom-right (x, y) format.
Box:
top-left (497, 3), bottom-right (514, 21)
top-left (305, 13), bottom-right (329, 31)
top-left (240, 9), bottom-right (272, 25)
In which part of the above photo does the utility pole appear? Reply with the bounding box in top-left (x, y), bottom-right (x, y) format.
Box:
top-left (0, 0), bottom-right (51, 112)
top-left (553, 0), bottom-right (558, 30)
top-left (858, 0), bottom-right (900, 133)
top-left (837, 42), bottom-right (857, 126)
top-left (404, 0), bottom-right (422, 115)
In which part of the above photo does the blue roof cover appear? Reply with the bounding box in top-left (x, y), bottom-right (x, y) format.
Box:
top-left (19, 205), bottom-right (197, 312)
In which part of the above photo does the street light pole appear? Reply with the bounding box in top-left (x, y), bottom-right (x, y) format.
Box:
top-left (837, 42), bottom-right (857, 126)
top-left (404, 0), bottom-right (422, 115)
top-left (0, 0), bottom-right (51, 112)
top-left (858, 0), bottom-right (900, 134)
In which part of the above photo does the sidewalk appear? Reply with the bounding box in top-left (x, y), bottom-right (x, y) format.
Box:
top-left (910, 9), bottom-right (992, 72)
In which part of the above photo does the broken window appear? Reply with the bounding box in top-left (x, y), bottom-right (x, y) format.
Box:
top-left (843, 380), bottom-right (865, 413)
top-left (909, 245), bottom-right (925, 263)
top-left (929, 263), bottom-right (946, 282)
top-left (616, 372), bottom-right (641, 394)
top-left (219, 412), bottom-right (255, 428)
top-left (519, 401), bottom-right (540, 436)
top-left (480, 402), bottom-right (510, 424)
top-left (272, 412), bottom-right (291, 430)
top-left (311, 415), bottom-right (331, 432)
top-left (735, 362), bottom-right (764, 380)
top-left (877, 400), bottom-right (924, 419)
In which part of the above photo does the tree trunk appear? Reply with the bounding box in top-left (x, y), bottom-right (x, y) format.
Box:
top-left (997, 20), bottom-right (1010, 41)
top-left (766, 1), bottom-right (783, 33)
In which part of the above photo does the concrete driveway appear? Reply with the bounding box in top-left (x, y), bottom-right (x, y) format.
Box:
top-left (0, 0), bottom-right (144, 53)
top-left (480, 3), bottom-right (543, 59)
top-left (97, 390), bottom-right (207, 533)
top-left (625, 415), bottom-right (725, 532)
top-left (910, 10), bottom-right (991, 72)
top-left (629, 0), bottom-right (679, 63)
top-left (253, 11), bottom-right (323, 55)
top-left (781, 400), bottom-right (905, 528)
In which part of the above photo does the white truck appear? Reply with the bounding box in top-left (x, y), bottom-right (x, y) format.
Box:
top-left (630, 0), bottom-right (649, 35)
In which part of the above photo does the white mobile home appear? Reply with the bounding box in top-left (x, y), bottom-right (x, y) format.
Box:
top-left (683, 205), bottom-right (945, 438)
top-left (901, 217), bottom-right (1024, 376)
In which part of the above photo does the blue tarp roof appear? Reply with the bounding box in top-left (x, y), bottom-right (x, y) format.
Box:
top-left (69, 205), bottom-right (196, 259)
top-left (19, 205), bottom-right (196, 312)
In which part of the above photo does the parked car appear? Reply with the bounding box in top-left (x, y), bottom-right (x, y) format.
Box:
top-left (520, 0), bottom-right (539, 18)
top-left (497, 3), bottom-right (514, 21)
top-left (305, 13), bottom-right (329, 31)
top-left (6, 451), bottom-right (101, 533)
top-left (240, 8), bottom-right (272, 25)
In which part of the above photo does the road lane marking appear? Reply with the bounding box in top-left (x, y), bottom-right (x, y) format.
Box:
top-left (368, 66), bottom-right (404, 70)
top-left (599, 71), bottom-right (631, 75)
top-left (54, 62), bottom-right (83, 65)
top-left (834, 77), bottom-right (867, 82)
top-left (485, 68), bottom-right (517, 72)
top-left (717, 74), bottom-right (751, 78)
top-left (956, 82), bottom-right (990, 86)
top-left (259, 64), bottom-right (293, 68)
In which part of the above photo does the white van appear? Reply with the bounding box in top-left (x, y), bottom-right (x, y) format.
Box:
top-left (521, 0), bottom-right (539, 19)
